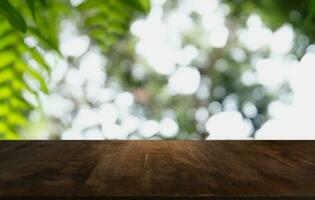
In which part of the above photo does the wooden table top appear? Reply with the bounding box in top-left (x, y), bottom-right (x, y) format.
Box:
top-left (0, 141), bottom-right (315, 199)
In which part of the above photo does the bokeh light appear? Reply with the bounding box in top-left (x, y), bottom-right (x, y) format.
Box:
top-left (20, 0), bottom-right (315, 140)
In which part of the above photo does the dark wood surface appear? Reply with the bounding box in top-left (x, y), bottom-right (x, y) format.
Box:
top-left (0, 141), bottom-right (315, 199)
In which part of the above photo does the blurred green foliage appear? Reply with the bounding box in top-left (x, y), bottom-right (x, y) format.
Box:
top-left (224, 0), bottom-right (315, 57)
top-left (105, 0), bottom-right (313, 139)
top-left (0, 0), bottom-right (150, 139)
top-left (0, 0), bottom-right (314, 139)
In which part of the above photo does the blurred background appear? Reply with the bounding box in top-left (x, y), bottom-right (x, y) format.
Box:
top-left (1, 0), bottom-right (315, 140)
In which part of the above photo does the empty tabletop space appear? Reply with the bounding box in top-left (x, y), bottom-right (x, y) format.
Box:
top-left (0, 141), bottom-right (315, 199)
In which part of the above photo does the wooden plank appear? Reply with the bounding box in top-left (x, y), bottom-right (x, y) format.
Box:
top-left (0, 141), bottom-right (315, 199)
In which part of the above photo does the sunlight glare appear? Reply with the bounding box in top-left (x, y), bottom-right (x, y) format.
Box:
top-left (206, 111), bottom-right (253, 139)
top-left (168, 66), bottom-right (201, 95)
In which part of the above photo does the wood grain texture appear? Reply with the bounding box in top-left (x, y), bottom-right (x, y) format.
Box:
top-left (0, 141), bottom-right (315, 199)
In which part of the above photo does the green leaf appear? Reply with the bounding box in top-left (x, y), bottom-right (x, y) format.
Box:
top-left (0, 0), bottom-right (27, 33)
top-left (0, 18), bottom-right (50, 138)
top-left (26, 0), bottom-right (37, 21)
top-left (78, 0), bottom-right (150, 53)
top-left (29, 27), bottom-right (60, 52)
top-left (122, 0), bottom-right (151, 13)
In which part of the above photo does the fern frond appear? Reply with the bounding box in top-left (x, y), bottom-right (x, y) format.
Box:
top-left (0, 18), bottom-right (49, 139)
top-left (77, 0), bottom-right (150, 52)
